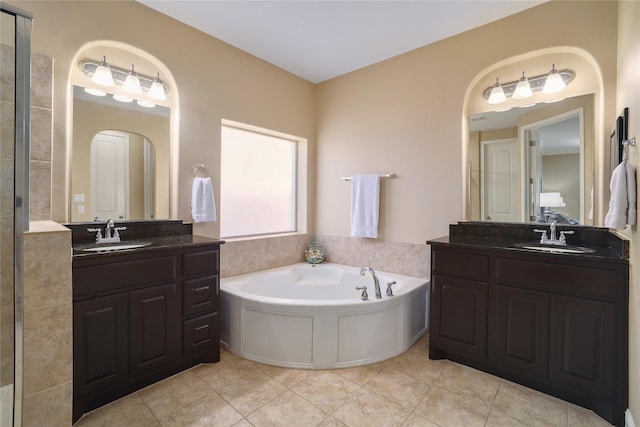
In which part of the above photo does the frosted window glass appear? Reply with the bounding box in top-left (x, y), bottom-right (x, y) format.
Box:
top-left (221, 125), bottom-right (297, 238)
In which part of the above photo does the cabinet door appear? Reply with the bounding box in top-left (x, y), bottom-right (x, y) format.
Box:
top-left (73, 293), bottom-right (128, 396)
top-left (431, 275), bottom-right (488, 358)
top-left (495, 285), bottom-right (549, 377)
top-left (550, 295), bottom-right (615, 398)
top-left (129, 283), bottom-right (179, 376)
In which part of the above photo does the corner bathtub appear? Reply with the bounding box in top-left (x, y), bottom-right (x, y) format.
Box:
top-left (220, 263), bottom-right (429, 369)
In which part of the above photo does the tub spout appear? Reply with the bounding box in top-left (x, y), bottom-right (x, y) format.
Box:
top-left (360, 266), bottom-right (382, 299)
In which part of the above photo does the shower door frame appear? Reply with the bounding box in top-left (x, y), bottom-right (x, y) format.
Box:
top-left (1, 3), bottom-right (32, 427)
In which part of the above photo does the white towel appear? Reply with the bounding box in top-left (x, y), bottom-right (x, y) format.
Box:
top-left (191, 177), bottom-right (217, 223)
top-left (604, 160), bottom-right (637, 229)
top-left (350, 174), bottom-right (380, 238)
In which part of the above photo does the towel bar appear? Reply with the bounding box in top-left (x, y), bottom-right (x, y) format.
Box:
top-left (341, 173), bottom-right (396, 181)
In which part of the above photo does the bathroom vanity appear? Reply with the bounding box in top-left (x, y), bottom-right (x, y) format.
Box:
top-left (68, 220), bottom-right (223, 422)
top-left (428, 222), bottom-right (629, 426)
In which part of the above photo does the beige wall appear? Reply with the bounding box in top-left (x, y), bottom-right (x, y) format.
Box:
top-left (17, 0), bottom-right (316, 236)
top-left (617, 0), bottom-right (639, 422)
top-left (315, 1), bottom-right (618, 244)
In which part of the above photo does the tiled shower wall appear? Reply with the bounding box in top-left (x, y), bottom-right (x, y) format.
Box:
top-left (220, 233), bottom-right (431, 279)
top-left (0, 45), bottom-right (53, 388)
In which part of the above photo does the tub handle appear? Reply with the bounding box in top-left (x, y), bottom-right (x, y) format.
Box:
top-left (356, 286), bottom-right (369, 301)
top-left (386, 281), bottom-right (396, 297)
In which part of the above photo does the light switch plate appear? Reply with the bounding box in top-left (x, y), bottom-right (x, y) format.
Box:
top-left (73, 194), bottom-right (85, 203)
top-left (77, 205), bottom-right (85, 214)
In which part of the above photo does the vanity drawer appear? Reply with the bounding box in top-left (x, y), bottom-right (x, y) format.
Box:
top-left (496, 258), bottom-right (617, 300)
top-left (182, 249), bottom-right (219, 278)
top-left (182, 275), bottom-right (219, 317)
top-left (73, 255), bottom-right (176, 298)
top-left (432, 249), bottom-right (489, 280)
top-left (183, 312), bottom-right (219, 357)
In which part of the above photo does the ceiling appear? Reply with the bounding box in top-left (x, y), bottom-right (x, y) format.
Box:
top-left (137, 0), bottom-right (546, 84)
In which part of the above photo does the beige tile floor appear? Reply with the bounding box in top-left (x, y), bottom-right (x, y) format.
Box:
top-left (74, 334), bottom-right (613, 427)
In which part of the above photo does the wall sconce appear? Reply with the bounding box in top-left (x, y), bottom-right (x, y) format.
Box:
top-left (79, 57), bottom-right (168, 101)
top-left (483, 65), bottom-right (575, 104)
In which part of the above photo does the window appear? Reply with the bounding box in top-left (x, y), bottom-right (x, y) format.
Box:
top-left (221, 121), bottom-right (305, 238)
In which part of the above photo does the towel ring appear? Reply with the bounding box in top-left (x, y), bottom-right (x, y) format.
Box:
top-left (193, 164), bottom-right (211, 178)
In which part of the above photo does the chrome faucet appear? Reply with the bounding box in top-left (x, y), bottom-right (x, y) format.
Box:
top-left (360, 266), bottom-right (382, 299)
top-left (533, 221), bottom-right (574, 246)
top-left (87, 219), bottom-right (127, 244)
top-left (105, 219), bottom-right (115, 239)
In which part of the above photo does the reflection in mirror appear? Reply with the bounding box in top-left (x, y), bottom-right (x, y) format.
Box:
top-left (90, 130), bottom-right (155, 221)
top-left (468, 93), bottom-right (594, 226)
top-left (71, 85), bottom-right (170, 222)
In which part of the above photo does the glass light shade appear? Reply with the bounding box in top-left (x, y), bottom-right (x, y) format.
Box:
top-left (91, 57), bottom-right (115, 87)
top-left (512, 73), bottom-right (532, 99)
top-left (487, 79), bottom-right (506, 104)
top-left (84, 87), bottom-right (106, 96)
top-left (123, 73), bottom-right (142, 94)
top-left (543, 65), bottom-right (566, 94)
top-left (148, 73), bottom-right (167, 100)
top-left (137, 99), bottom-right (156, 108)
top-left (113, 94), bottom-right (133, 103)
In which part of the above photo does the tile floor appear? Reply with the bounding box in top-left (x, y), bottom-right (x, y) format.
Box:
top-left (74, 334), bottom-right (613, 427)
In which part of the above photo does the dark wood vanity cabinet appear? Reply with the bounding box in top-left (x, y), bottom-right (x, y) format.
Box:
top-left (429, 244), bottom-right (628, 426)
top-left (73, 243), bottom-right (221, 422)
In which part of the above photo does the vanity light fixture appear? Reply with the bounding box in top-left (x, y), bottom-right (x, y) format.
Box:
top-left (91, 56), bottom-right (115, 87)
top-left (79, 57), bottom-right (169, 100)
top-left (512, 72), bottom-right (533, 99)
top-left (483, 66), bottom-right (575, 104)
top-left (487, 78), bottom-right (506, 104)
top-left (542, 64), bottom-right (566, 93)
top-left (122, 64), bottom-right (143, 94)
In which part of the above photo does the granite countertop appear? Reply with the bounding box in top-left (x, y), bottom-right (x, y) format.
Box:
top-left (72, 234), bottom-right (224, 259)
top-left (427, 235), bottom-right (625, 261)
top-left (426, 221), bottom-right (629, 261)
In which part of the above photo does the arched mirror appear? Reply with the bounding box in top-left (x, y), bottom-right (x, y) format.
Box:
top-left (465, 49), bottom-right (602, 226)
top-left (68, 43), bottom-right (174, 223)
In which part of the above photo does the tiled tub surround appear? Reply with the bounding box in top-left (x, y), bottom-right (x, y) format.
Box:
top-left (220, 233), bottom-right (431, 279)
top-left (22, 221), bottom-right (73, 426)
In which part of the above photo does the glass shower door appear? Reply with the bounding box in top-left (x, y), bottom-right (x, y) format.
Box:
top-left (1, 4), bottom-right (32, 426)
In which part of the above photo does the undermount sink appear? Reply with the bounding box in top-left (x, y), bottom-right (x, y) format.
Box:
top-left (81, 242), bottom-right (151, 252)
top-left (515, 243), bottom-right (596, 254)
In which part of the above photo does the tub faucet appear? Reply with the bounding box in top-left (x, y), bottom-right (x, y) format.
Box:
top-left (360, 266), bottom-right (382, 299)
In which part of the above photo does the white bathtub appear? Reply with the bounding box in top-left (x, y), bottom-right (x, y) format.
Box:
top-left (220, 263), bottom-right (429, 369)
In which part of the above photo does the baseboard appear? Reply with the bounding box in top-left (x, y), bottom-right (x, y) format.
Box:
top-left (627, 409), bottom-right (636, 427)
